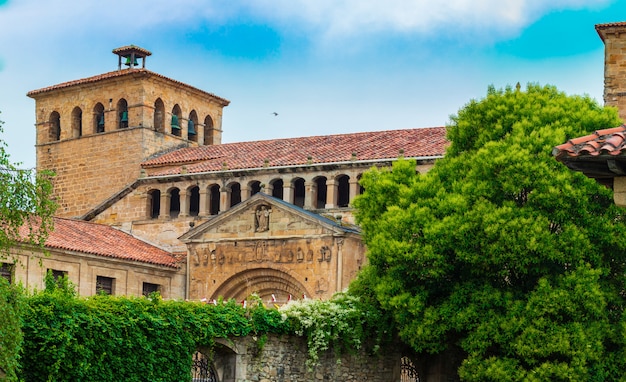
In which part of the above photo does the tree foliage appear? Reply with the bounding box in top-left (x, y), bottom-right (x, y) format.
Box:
top-left (0, 114), bottom-right (56, 256)
top-left (353, 84), bottom-right (626, 380)
top-left (0, 114), bottom-right (56, 381)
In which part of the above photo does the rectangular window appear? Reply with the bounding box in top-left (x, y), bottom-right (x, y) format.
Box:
top-left (142, 282), bottom-right (160, 297)
top-left (0, 263), bottom-right (13, 284)
top-left (96, 276), bottom-right (115, 295)
top-left (48, 269), bottom-right (67, 281)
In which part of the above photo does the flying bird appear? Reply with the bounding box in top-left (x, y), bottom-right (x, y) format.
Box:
top-left (272, 112), bottom-right (278, 116)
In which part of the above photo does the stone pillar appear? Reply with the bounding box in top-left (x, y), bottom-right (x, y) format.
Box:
top-left (159, 192), bottom-right (170, 219)
top-left (304, 181), bottom-right (316, 210)
top-left (335, 238), bottom-right (344, 292)
top-left (179, 189), bottom-right (189, 217)
top-left (198, 187), bottom-right (209, 217)
top-left (614, 176), bottom-right (626, 207)
top-left (283, 182), bottom-right (294, 204)
top-left (220, 187), bottom-right (231, 213)
top-left (597, 22), bottom-right (626, 121)
top-left (325, 178), bottom-right (337, 209)
top-left (349, 178), bottom-right (360, 203)
top-left (240, 184), bottom-right (250, 202)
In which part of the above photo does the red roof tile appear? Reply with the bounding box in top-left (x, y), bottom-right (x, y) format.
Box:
top-left (142, 127), bottom-right (448, 176)
top-left (19, 217), bottom-right (179, 268)
top-left (553, 125), bottom-right (626, 159)
top-left (26, 69), bottom-right (230, 105)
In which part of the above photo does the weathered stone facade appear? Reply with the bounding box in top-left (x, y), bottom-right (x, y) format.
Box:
top-left (28, 55), bottom-right (229, 218)
top-left (181, 194), bottom-right (363, 302)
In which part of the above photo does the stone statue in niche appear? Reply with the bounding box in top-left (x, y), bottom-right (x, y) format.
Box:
top-left (296, 247), bottom-right (304, 262)
top-left (318, 245), bottom-right (332, 262)
top-left (191, 247), bottom-right (200, 266)
top-left (202, 247), bottom-right (210, 266)
top-left (316, 278), bottom-right (328, 294)
top-left (254, 240), bottom-right (267, 262)
top-left (255, 205), bottom-right (271, 232)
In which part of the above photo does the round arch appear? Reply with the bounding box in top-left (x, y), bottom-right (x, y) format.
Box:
top-left (212, 268), bottom-right (311, 302)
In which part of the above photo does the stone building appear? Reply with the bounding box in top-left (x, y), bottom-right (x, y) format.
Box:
top-left (3, 45), bottom-right (448, 302)
top-left (554, 22), bottom-right (626, 204)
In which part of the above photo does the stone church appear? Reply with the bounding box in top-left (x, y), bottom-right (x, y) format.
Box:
top-left (3, 45), bottom-right (447, 303)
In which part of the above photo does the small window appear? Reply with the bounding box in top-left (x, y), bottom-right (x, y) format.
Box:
top-left (142, 282), bottom-right (160, 297)
top-left (48, 269), bottom-right (67, 281)
top-left (96, 276), bottom-right (115, 295)
top-left (0, 263), bottom-right (13, 284)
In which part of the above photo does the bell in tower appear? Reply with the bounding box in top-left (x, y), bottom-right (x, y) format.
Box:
top-left (112, 45), bottom-right (152, 70)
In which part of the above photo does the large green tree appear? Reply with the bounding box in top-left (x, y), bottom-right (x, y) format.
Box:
top-left (353, 84), bottom-right (626, 381)
top-left (0, 113), bottom-right (56, 381)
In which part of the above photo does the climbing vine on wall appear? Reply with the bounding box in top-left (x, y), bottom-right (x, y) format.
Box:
top-left (19, 277), bottom-right (288, 382)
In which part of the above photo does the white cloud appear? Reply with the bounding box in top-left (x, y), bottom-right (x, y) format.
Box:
top-left (243, 0), bottom-right (612, 42)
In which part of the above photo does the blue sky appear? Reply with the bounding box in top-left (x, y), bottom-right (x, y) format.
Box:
top-left (0, 0), bottom-right (624, 169)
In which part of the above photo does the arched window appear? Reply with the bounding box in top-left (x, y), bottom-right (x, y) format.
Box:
top-left (147, 189), bottom-right (161, 219)
top-left (336, 175), bottom-right (350, 207)
top-left (169, 188), bottom-right (180, 218)
top-left (249, 181), bottom-right (262, 196)
top-left (229, 183), bottom-right (241, 207)
top-left (293, 178), bottom-right (305, 208)
top-left (203, 115), bottom-right (214, 145)
top-left (314, 177), bottom-right (327, 209)
top-left (171, 105), bottom-right (182, 136)
top-left (209, 184), bottom-right (220, 215)
top-left (270, 179), bottom-right (283, 200)
top-left (49, 111), bottom-right (61, 142)
top-left (188, 110), bottom-right (198, 142)
top-left (117, 99), bottom-right (128, 129)
top-left (94, 103), bottom-right (105, 133)
top-left (188, 186), bottom-right (200, 216)
top-left (357, 174), bottom-right (365, 195)
top-left (154, 98), bottom-right (165, 133)
top-left (71, 107), bottom-right (82, 138)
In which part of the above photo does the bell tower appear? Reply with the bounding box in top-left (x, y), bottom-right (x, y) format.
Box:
top-left (597, 22), bottom-right (626, 121)
top-left (28, 46), bottom-right (230, 218)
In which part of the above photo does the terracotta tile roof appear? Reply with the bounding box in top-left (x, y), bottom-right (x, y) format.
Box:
top-left (112, 45), bottom-right (152, 56)
top-left (142, 127), bottom-right (448, 176)
top-left (26, 69), bottom-right (230, 105)
top-left (553, 125), bottom-right (626, 159)
top-left (19, 217), bottom-right (179, 268)
top-left (595, 22), bottom-right (626, 41)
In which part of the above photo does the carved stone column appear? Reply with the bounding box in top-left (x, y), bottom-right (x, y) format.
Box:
top-left (325, 178), bottom-right (337, 209)
top-left (238, 184), bottom-right (249, 202)
top-left (220, 186), bottom-right (231, 213)
top-left (283, 182), bottom-right (294, 204)
top-left (304, 181), bottom-right (316, 210)
top-left (159, 192), bottom-right (170, 219)
top-left (349, 178), bottom-right (360, 204)
top-left (198, 186), bottom-right (209, 217)
top-left (179, 188), bottom-right (189, 217)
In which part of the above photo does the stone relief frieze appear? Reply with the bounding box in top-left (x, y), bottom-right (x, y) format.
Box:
top-left (191, 239), bottom-right (337, 268)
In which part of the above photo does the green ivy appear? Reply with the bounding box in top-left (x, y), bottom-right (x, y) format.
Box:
top-left (0, 278), bottom-right (23, 382)
top-left (19, 287), bottom-right (288, 381)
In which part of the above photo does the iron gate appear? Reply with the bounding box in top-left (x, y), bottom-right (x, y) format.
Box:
top-left (400, 356), bottom-right (420, 382)
top-left (191, 351), bottom-right (218, 382)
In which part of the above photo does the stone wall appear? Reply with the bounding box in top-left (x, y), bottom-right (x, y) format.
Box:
top-left (211, 335), bottom-right (402, 382)
top-left (597, 22), bottom-right (626, 121)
